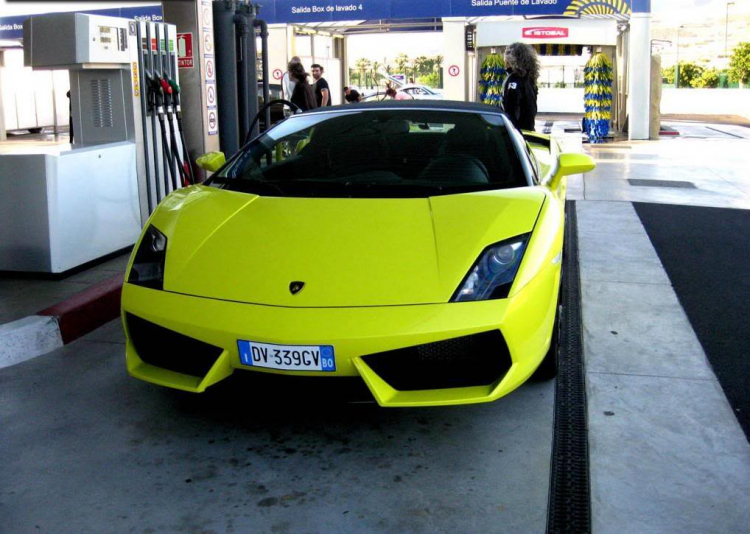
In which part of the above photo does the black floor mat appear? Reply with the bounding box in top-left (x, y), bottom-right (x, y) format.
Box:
top-left (634, 203), bottom-right (750, 440)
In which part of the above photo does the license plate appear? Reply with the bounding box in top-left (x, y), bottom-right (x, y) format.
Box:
top-left (237, 340), bottom-right (336, 372)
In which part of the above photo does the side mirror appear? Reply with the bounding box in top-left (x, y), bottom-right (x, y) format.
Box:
top-left (548, 152), bottom-right (595, 190)
top-left (196, 151), bottom-right (226, 173)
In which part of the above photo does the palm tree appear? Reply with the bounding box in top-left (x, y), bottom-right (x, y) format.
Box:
top-left (422, 58), bottom-right (436, 76)
top-left (371, 61), bottom-right (382, 87)
top-left (413, 56), bottom-right (429, 77)
top-left (355, 57), bottom-right (371, 88)
top-left (395, 53), bottom-right (410, 75)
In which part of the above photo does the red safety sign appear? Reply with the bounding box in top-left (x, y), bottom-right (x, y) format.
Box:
top-left (177, 33), bottom-right (194, 69)
top-left (273, 68), bottom-right (283, 80)
top-left (448, 65), bottom-right (460, 77)
top-left (208, 109), bottom-right (218, 136)
top-left (207, 84), bottom-right (216, 106)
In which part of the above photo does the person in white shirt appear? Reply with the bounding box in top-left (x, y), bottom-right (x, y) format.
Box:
top-left (282, 56), bottom-right (301, 102)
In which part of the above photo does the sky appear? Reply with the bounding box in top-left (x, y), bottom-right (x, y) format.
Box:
top-left (652, 0), bottom-right (750, 16)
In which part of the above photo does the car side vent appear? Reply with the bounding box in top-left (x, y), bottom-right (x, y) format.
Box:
top-left (91, 78), bottom-right (114, 128)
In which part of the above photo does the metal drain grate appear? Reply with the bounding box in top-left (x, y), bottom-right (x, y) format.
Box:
top-left (546, 201), bottom-right (591, 534)
top-left (628, 179), bottom-right (696, 189)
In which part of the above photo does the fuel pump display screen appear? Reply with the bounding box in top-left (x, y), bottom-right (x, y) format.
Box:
top-left (96, 25), bottom-right (129, 53)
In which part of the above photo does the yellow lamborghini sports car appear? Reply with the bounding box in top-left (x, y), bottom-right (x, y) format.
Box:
top-left (121, 101), bottom-right (594, 407)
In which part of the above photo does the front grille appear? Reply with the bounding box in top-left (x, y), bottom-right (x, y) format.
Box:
top-left (126, 313), bottom-right (223, 377)
top-left (361, 331), bottom-right (512, 391)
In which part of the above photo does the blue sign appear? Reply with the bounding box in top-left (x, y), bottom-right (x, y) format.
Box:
top-left (0, 0), bottom-right (649, 40)
top-left (258, 0), bottom-right (648, 24)
top-left (0, 6), bottom-right (163, 40)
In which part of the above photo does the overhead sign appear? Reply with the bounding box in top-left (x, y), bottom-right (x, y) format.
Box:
top-left (177, 33), bottom-right (194, 69)
top-left (523, 27), bottom-right (569, 39)
top-left (256, 0), bottom-right (648, 24)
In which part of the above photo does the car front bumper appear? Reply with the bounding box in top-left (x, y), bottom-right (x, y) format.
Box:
top-left (121, 262), bottom-right (559, 407)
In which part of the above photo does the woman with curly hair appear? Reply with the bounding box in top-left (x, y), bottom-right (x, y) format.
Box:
top-left (502, 43), bottom-right (540, 131)
top-left (289, 62), bottom-right (318, 112)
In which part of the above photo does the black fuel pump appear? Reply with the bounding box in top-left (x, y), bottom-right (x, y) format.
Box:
top-left (213, 1), bottom-right (271, 157)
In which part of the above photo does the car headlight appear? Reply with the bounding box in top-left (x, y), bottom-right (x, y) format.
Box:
top-left (452, 234), bottom-right (530, 302)
top-left (128, 225), bottom-right (167, 290)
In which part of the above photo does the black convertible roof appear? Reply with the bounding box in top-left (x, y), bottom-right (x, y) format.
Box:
top-left (304, 99), bottom-right (508, 116)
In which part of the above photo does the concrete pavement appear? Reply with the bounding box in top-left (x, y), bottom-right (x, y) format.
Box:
top-left (0, 320), bottom-right (555, 533)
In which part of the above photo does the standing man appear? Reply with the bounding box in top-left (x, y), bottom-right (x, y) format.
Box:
top-left (311, 64), bottom-right (332, 107)
top-left (282, 56), bottom-right (301, 102)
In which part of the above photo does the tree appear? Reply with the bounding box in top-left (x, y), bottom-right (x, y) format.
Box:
top-left (418, 72), bottom-right (440, 88)
top-left (395, 53), bottom-right (410, 75)
top-left (729, 42), bottom-right (750, 86)
top-left (371, 61), bottom-right (382, 87)
top-left (691, 68), bottom-right (720, 88)
top-left (413, 56), bottom-right (429, 77)
top-left (664, 61), bottom-right (704, 88)
top-left (355, 57), bottom-right (371, 88)
top-left (435, 55), bottom-right (444, 88)
top-left (662, 67), bottom-right (675, 84)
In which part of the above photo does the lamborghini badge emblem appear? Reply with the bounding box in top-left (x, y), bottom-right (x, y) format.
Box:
top-left (289, 281), bottom-right (305, 295)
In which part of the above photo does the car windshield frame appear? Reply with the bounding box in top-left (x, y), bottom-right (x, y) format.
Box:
top-left (208, 106), bottom-right (532, 199)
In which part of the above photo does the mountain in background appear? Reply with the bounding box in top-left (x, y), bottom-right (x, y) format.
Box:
top-left (652, 0), bottom-right (750, 67)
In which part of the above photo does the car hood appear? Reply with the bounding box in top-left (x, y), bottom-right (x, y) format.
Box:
top-left (151, 186), bottom-right (545, 307)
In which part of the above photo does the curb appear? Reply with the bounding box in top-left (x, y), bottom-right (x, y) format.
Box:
top-left (0, 316), bottom-right (63, 369)
top-left (0, 275), bottom-right (123, 369)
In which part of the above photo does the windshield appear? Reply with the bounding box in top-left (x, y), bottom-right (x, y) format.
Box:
top-left (211, 109), bottom-right (527, 198)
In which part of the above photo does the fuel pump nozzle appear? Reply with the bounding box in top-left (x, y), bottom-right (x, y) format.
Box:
top-left (148, 74), bottom-right (179, 192)
top-left (158, 74), bottom-right (190, 188)
top-left (167, 76), bottom-right (194, 185)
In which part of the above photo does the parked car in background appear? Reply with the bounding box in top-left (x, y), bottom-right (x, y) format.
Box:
top-left (398, 84), bottom-right (443, 100)
top-left (359, 84), bottom-right (443, 102)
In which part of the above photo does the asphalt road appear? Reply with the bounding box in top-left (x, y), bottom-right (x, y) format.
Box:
top-left (0, 320), bottom-right (554, 533)
top-left (635, 203), bottom-right (750, 440)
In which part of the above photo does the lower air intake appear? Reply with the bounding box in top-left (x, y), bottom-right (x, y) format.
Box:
top-left (126, 313), bottom-right (223, 378)
top-left (361, 330), bottom-right (512, 391)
